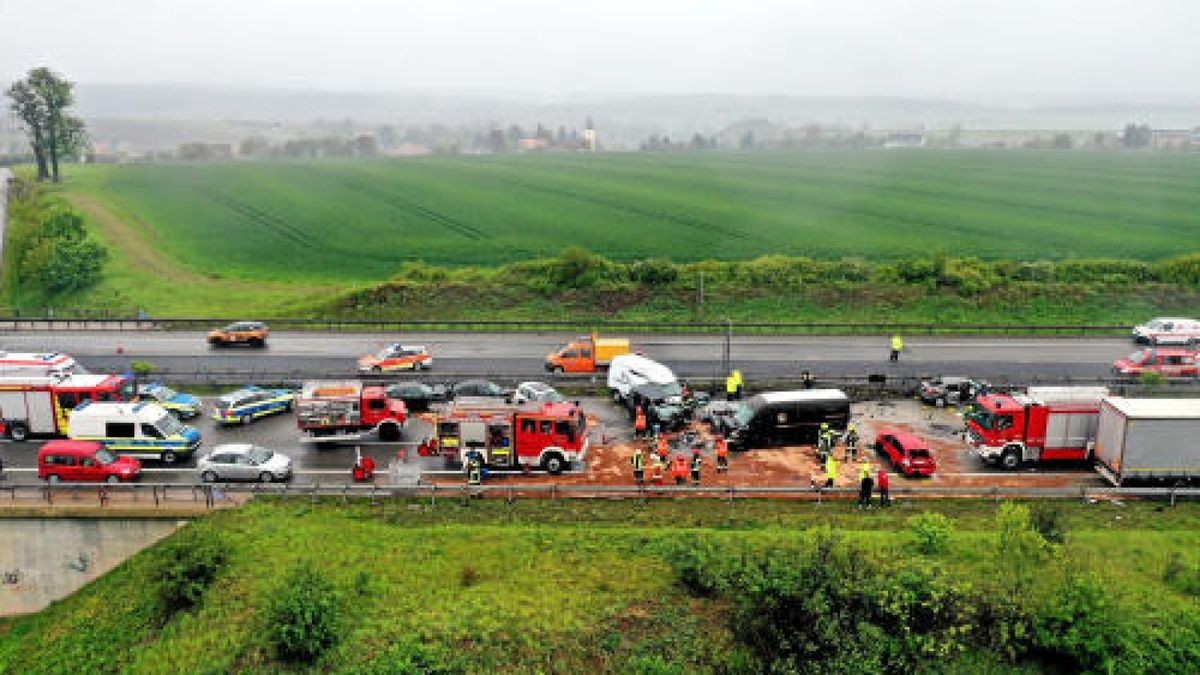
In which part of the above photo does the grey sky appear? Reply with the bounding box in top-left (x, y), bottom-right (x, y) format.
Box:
top-left (2, 0), bottom-right (1198, 100)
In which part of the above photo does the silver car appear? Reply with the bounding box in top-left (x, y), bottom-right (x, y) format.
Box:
top-left (509, 381), bottom-right (565, 405)
top-left (197, 443), bottom-right (293, 483)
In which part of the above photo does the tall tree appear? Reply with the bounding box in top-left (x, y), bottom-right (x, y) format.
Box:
top-left (5, 81), bottom-right (49, 180)
top-left (5, 68), bottom-right (85, 182)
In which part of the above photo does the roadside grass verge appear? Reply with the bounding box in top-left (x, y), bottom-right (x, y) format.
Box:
top-left (0, 499), bottom-right (1195, 673)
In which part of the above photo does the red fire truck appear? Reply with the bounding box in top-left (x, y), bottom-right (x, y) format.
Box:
top-left (0, 373), bottom-right (134, 441)
top-left (433, 400), bottom-right (588, 474)
top-left (965, 386), bottom-right (1108, 470)
top-left (295, 381), bottom-right (407, 442)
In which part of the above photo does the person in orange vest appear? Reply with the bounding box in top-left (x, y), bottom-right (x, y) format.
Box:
top-left (671, 454), bottom-right (690, 485)
top-left (634, 406), bottom-right (648, 438)
top-left (690, 450), bottom-right (703, 486)
top-left (655, 434), bottom-right (670, 465)
top-left (714, 435), bottom-right (729, 473)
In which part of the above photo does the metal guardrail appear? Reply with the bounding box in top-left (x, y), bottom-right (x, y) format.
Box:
top-left (0, 316), bottom-right (1134, 336)
top-left (5, 481), bottom-right (1197, 510)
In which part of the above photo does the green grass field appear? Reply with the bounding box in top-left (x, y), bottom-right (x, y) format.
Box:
top-left (68, 150), bottom-right (1200, 283)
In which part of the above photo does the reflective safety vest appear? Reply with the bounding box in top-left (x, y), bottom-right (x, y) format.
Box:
top-left (859, 463), bottom-right (872, 480)
top-left (891, 336), bottom-right (904, 351)
top-left (632, 450), bottom-right (645, 470)
top-left (656, 436), bottom-right (669, 457)
top-left (672, 456), bottom-right (690, 479)
top-left (715, 437), bottom-right (728, 458)
top-left (691, 455), bottom-right (702, 474)
top-left (634, 409), bottom-right (647, 431)
top-left (826, 457), bottom-right (838, 479)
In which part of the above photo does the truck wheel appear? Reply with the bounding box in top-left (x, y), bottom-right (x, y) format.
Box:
top-left (1000, 448), bottom-right (1021, 471)
top-left (251, 338), bottom-right (265, 348)
top-left (259, 472), bottom-right (274, 483)
top-left (542, 453), bottom-right (565, 475)
top-left (379, 423), bottom-right (399, 442)
top-left (241, 413), bottom-right (253, 425)
top-left (372, 366), bottom-right (382, 373)
top-left (8, 422), bottom-right (27, 442)
top-left (936, 397), bottom-right (946, 408)
top-left (162, 450), bottom-right (178, 464)
top-left (201, 471), bottom-right (217, 483)
top-left (47, 474), bottom-right (60, 484)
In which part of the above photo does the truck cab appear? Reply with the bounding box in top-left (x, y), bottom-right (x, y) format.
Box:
top-left (545, 333), bottom-right (630, 373)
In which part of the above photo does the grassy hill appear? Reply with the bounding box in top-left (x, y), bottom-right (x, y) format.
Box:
top-left (1, 499), bottom-right (1197, 673)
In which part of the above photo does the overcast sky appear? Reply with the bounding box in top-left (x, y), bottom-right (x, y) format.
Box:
top-left (3, 0), bottom-right (1199, 101)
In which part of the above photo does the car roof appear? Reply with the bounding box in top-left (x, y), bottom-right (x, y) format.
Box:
top-left (39, 439), bottom-right (104, 454)
top-left (875, 428), bottom-right (928, 446)
top-left (210, 443), bottom-right (256, 455)
top-left (219, 387), bottom-right (265, 402)
top-left (520, 381), bottom-right (553, 391)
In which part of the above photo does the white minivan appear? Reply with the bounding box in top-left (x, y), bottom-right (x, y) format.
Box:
top-left (67, 401), bottom-right (202, 463)
top-left (1132, 317), bottom-right (1200, 346)
top-left (607, 354), bottom-right (679, 404)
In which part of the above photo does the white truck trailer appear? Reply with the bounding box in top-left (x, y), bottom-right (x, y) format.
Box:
top-left (1094, 398), bottom-right (1200, 486)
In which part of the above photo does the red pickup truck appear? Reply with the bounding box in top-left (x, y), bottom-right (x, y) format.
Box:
top-left (873, 428), bottom-right (937, 477)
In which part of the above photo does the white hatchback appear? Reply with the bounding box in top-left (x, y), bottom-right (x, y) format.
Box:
top-left (197, 444), bottom-right (293, 483)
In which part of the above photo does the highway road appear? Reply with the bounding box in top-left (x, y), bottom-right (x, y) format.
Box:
top-left (0, 330), bottom-right (1144, 382)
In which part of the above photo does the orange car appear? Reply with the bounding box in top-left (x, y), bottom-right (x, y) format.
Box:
top-left (358, 344), bottom-right (433, 373)
top-left (207, 321), bottom-right (269, 348)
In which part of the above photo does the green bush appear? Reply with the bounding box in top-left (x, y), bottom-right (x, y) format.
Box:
top-left (1033, 572), bottom-right (1128, 673)
top-left (1030, 505), bottom-right (1068, 545)
top-left (908, 512), bottom-right (954, 554)
top-left (1154, 253), bottom-right (1200, 285)
top-left (628, 258), bottom-right (679, 286)
top-left (155, 527), bottom-right (229, 616)
top-left (269, 562), bottom-right (342, 662)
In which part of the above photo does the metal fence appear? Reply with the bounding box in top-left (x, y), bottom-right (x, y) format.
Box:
top-left (0, 315), bottom-right (1133, 336)
top-left (4, 481), bottom-right (1197, 510)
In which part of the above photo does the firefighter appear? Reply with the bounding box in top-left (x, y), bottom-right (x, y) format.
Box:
top-left (656, 434), bottom-right (670, 465)
top-left (816, 422), bottom-right (831, 461)
top-left (690, 450), bottom-right (703, 486)
top-left (650, 454), bottom-right (665, 485)
top-left (857, 460), bottom-right (873, 508)
top-left (824, 453), bottom-right (838, 489)
top-left (714, 435), bottom-right (729, 473)
top-left (466, 453), bottom-right (482, 486)
top-left (889, 334), bottom-right (904, 363)
top-left (801, 370), bottom-right (814, 389)
top-left (671, 454), bottom-right (690, 485)
top-left (631, 446), bottom-right (645, 485)
top-left (725, 369), bottom-right (743, 401)
top-left (634, 405), bottom-right (648, 438)
top-left (877, 466), bottom-right (891, 507)
top-left (844, 424), bottom-right (859, 461)
top-left (822, 425), bottom-right (837, 460)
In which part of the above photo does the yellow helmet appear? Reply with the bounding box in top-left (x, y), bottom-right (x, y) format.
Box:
top-left (848, 423), bottom-right (857, 431)
top-left (820, 422), bottom-right (829, 429)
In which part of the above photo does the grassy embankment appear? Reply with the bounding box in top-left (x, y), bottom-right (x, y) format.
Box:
top-left (0, 499), bottom-right (1197, 673)
top-left (5, 150), bottom-right (1200, 321)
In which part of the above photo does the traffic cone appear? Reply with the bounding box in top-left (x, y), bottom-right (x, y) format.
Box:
top-left (116, 342), bottom-right (124, 354)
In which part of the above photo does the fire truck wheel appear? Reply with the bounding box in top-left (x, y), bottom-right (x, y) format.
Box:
top-left (8, 422), bottom-right (27, 442)
top-left (379, 424), bottom-right (400, 442)
top-left (542, 453), bottom-right (565, 475)
top-left (162, 451), bottom-right (178, 464)
top-left (1000, 447), bottom-right (1021, 470)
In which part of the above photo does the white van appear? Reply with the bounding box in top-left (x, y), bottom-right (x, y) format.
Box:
top-left (0, 351), bottom-right (79, 378)
top-left (1132, 317), bottom-right (1200, 346)
top-left (607, 354), bottom-right (678, 403)
top-left (67, 401), bottom-right (202, 463)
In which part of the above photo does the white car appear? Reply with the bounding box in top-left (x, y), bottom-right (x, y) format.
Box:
top-left (509, 381), bottom-right (565, 405)
top-left (197, 444), bottom-right (293, 483)
top-left (1132, 317), bottom-right (1200, 346)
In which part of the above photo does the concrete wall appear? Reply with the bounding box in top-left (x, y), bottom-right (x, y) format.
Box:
top-left (0, 518), bottom-right (184, 616)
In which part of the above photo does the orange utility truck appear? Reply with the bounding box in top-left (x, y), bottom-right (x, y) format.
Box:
top-left (545, 332), bottom-right (631, 373)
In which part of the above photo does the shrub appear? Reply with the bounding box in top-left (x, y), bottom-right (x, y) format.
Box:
top-left (269, 563), bottom-right (342, 662)
top-left (1154, 253), bottom-right (1200, 285)
top-left (1033, 572), bottom-right (1128, 673)
top-left (1029, 505), bottom-right (1068, 545)
top-left (908, 512), bottom-right (954, 555)
top-left (155, 527), bottom-right (229, 616)
top-left (628, 258), bottom-right (679, 286)
top-left (1163, 553), bottom-right (1200, 597)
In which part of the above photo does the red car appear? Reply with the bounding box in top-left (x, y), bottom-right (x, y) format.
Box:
top-left (1112, 348), bottom-right (1198, 379)
top-left (38, 440), bottom-right (142, 483)
top-left (873, 429), bottom-right (937, 477)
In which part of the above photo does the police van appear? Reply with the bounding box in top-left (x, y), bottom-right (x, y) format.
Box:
top-left (67, 401), bottom-right (202, 463)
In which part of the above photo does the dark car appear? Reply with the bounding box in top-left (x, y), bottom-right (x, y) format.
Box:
top-left (719, 390), bottom-right (850, 451)
top-left (628, 382), bottom-right (687, 432)
top-left (386, 382), bottom-right (448, 412)
top-left (449, 379), bottom-right (508, 400)
top-left (919, 376), bottom-right (988, 407)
